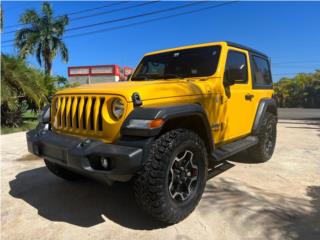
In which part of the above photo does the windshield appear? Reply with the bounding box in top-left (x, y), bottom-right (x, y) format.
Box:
top-left (131, 45), bottom-right (221, 81)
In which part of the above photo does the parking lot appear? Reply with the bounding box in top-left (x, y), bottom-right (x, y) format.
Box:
top-left (1, 119), bottom-right (320, 240)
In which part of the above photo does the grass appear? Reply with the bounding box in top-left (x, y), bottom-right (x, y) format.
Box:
top-left (22, 110), bottom-right (38, 120)
top-left (1, 111), bottom-right (39, 135)
top-left (1, 120), bottom-right (38, 135)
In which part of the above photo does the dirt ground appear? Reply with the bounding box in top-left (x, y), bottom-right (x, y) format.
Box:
top-left (1, 120), bottom-right (320, 240)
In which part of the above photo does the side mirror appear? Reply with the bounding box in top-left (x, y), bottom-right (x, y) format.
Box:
top-left (126, 74), bottom-right (132, 81)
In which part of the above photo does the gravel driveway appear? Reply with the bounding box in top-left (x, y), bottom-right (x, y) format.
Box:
top-left (1, 120), bottom-right (320, 240)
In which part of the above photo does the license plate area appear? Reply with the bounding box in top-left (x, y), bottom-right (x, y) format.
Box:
top-left (41, 143), bottom-right (67, 163)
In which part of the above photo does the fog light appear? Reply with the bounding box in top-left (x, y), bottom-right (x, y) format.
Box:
top-left (100, 157), bottom-right (110, 169)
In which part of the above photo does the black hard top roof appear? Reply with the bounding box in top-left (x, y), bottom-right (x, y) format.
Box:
top-left (226, 41), bottom-right (269, 58)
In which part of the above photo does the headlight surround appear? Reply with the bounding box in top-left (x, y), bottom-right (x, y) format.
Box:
top-left (111, 98), bottom-right (124, 120)
top-left (38, 104), bottom-right (51, 123)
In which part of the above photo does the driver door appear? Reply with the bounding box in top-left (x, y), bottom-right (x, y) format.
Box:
top-left (220, 48), bottom-right (255, 142)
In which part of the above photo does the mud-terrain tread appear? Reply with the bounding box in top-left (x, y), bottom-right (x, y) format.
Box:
top-left (133, 129), bottom-right (208, 224)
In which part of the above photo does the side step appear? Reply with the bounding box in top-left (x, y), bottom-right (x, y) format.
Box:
top-left (211, 136), bottom-right (258, 162)
top-left (207, 161), bottom-right (235, 180)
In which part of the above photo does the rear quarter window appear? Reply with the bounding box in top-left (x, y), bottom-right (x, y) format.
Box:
top-left (252, 55), bottom-right (272, 88)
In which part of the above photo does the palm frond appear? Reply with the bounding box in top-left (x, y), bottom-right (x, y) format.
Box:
top-left (58, 40), bottom-right (68, 63)
top-left (42, 2), bottom-right (53, 19)
top-left (51, 37), bottom-right (68, 63)
top-left (52, 15), bottom-right (68, 36)
top-left (15, 30), bottom-right (39, 59)
top-left (20, 9), bottom-right (41, 25)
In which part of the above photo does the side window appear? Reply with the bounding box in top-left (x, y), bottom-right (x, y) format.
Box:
top-left (252, 56), bottom-right (272, 86)
top-left (225, 50), bottom-right (248, 84)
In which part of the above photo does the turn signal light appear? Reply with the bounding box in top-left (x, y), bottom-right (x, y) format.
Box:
top-left (149, 119), bottom-right (164, 128)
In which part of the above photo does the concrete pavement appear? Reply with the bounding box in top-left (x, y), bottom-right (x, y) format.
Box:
top-left (1, 120), bottom-right (320, 240)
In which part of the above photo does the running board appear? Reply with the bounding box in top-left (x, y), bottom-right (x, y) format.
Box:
top-left (207, 161), bottom-right (235, 180)
top-left (211, 136), bottom-right (258, 161)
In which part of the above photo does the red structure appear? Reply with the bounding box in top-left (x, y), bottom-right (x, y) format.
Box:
top-left (68, 64), bottom-right (134, 84)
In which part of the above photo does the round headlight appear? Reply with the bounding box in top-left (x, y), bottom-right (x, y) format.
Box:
top-left (112, 98), bottom-right (124, 119)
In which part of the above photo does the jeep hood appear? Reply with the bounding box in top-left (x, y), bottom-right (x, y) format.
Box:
top-left (57, 80), bottom-right (208, 102)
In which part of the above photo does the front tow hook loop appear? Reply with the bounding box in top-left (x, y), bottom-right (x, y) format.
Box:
top-left (77, 139), bottom-right (91, 149)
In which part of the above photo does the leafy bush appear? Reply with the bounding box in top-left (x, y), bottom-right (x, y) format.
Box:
top-left (274, 70), bottom-right (320, 108)
top-left (1, 54), bottom-right (48, 127)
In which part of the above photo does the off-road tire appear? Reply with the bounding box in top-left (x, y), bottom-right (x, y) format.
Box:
top-left (133, 129), bottom-right (208, 224)
top-left (44, 159), bottom-right (82, 181)
top-left (248, 112), bottom-right (277, 163)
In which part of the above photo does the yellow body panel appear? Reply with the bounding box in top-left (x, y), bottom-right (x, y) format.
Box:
top-left (52, 41), bottom-right (273, 145)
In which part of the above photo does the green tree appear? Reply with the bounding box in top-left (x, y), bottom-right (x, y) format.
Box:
top-left (1, 54), bottom-right (48, 127)
top-left (274, 70), bottom-right (320, 108)
top-left (54, 75), bottom-right (68, 87)
top-left (15, 2), bottom-right (69, 76)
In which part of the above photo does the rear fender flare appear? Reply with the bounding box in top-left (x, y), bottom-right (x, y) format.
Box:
top-left (252, 98), bottom-right (277, 134)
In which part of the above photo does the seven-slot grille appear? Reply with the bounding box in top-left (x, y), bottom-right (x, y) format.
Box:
top-left (53, 95), bottom-right (107, 132)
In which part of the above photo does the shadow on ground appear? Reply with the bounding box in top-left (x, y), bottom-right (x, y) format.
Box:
top-left (226, 150), bottom-right (257, 164)
top-left (9, 167), bottom-right (167, 230)
top-left (279, 119), bottom-right (320, 132)
top-left (9, 163), bottom-right (320, 237)
top-left (201, 179), bottom-right (320, 240)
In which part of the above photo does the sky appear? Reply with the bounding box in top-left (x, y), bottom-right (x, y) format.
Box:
top-left (1, 1), bottom-right (320, 81)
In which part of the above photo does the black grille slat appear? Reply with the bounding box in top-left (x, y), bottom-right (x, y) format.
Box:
top-left (98, 97), bottom-right (104, 131)
top-left (70, 97), bottom-right (74, 128)
top-left (83, 97), bottom-right (88, 129)
top-left (57, 98), bottom-right (61, 127)
top-left (62, 97), bottom-right (67, 127)
top-left (75, 97), bottom-right (79, 129)
top-left (90, 98), bottom-right (96, 130)
top-left (65, 97), bottom-right (68, 128)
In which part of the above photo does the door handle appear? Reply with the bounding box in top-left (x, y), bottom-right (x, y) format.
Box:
top-left (245, 94), bottom-right (254, 101)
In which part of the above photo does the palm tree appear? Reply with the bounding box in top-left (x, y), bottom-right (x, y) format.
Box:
top-left (15, 2), bottom-right (69, 76)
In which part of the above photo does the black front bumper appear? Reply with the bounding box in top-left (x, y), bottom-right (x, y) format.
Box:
top-left (26, 126), bottom-right (143, 184)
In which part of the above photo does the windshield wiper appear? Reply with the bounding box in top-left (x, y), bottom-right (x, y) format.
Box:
top-left (163, 73), bottom-right (185, 79)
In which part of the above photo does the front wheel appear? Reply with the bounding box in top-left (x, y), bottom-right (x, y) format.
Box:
top-left (133, 129), bottom-right (208, 224)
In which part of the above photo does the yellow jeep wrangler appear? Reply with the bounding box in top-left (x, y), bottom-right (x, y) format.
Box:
top-left (27, 41), bottom-right (277, 223)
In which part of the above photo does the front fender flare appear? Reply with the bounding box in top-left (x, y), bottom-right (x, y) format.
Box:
top-left (120, 104), bottom-right (213, 151)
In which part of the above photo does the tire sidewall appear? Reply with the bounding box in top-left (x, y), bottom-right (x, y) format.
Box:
top-left (262, 114), bottom-right (277, 159)
top-left (249, 112), bottom-right (277, 163)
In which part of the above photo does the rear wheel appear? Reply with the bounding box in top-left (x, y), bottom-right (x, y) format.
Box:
top-left (44, 159), bottom-right (82, 181)
top-left (248, 112), bottom-right (277, 163)
top-left (133, 129), bottom-right (208, 224)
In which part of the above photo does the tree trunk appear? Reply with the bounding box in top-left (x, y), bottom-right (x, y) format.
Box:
top-left (44, 60), bottom-right (52, 76)
top-left (43, 48), bottom-right (52, 76)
